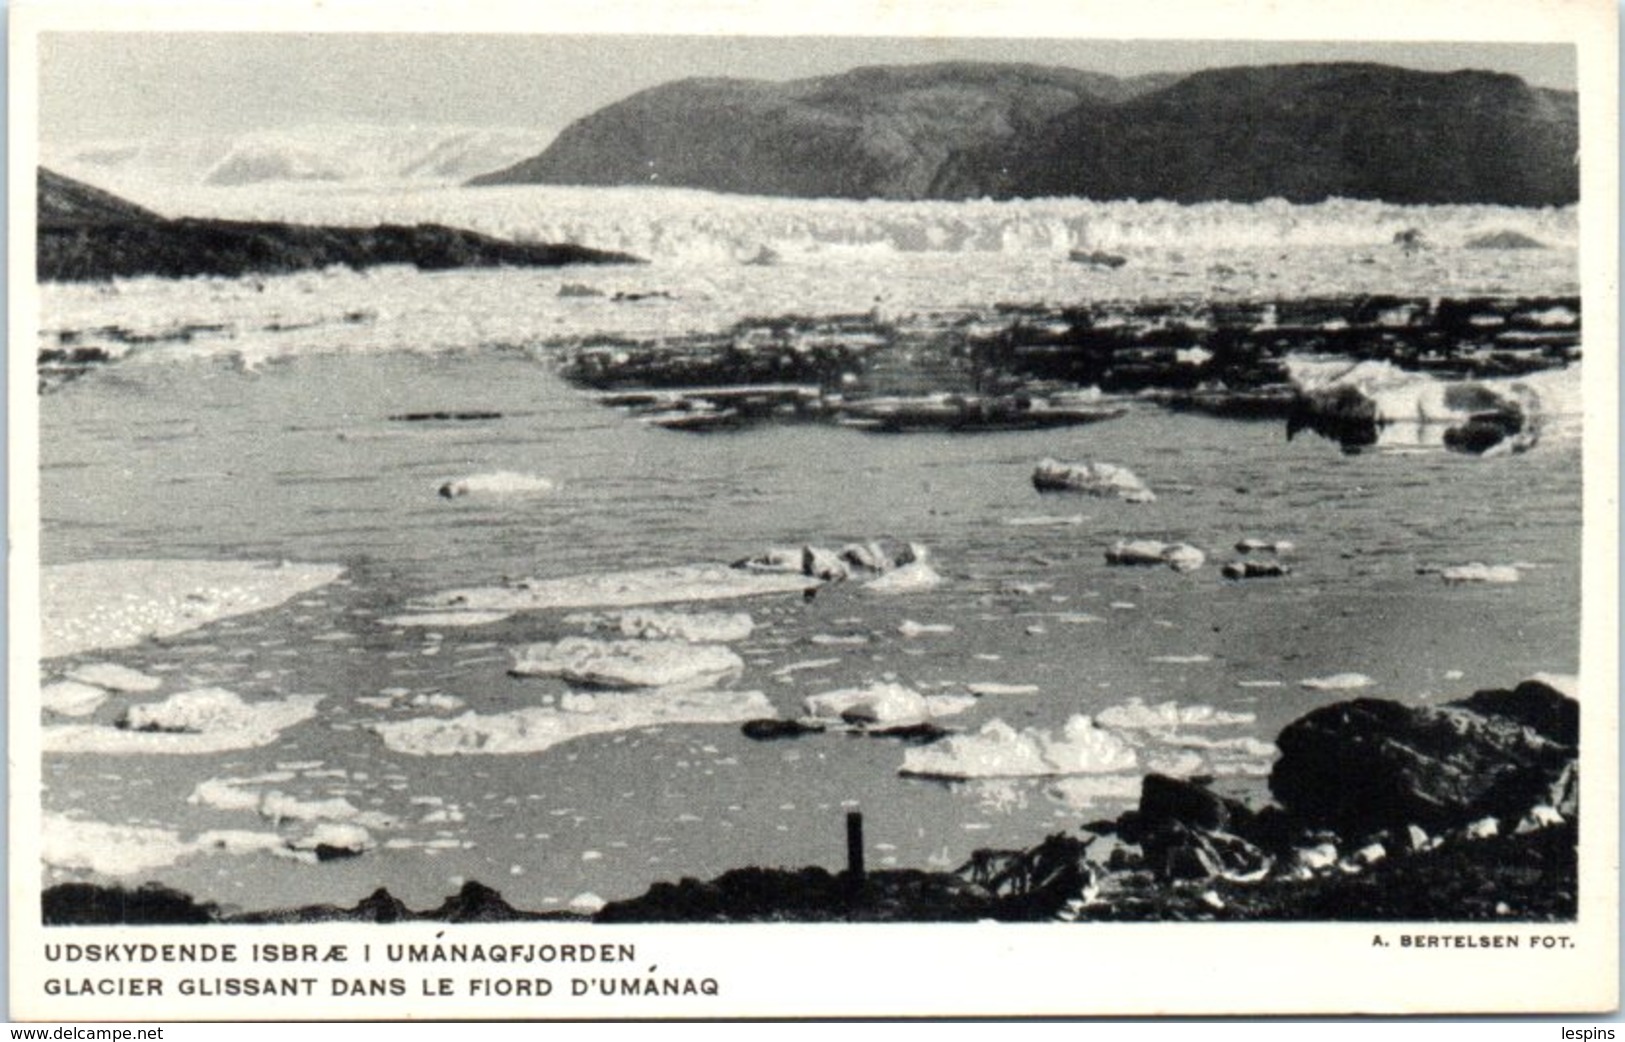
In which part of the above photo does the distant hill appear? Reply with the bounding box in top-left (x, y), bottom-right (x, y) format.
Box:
top-left (37, 168), bottom-right (638, 281)
top-left (470, 62), bottom-right (1175, 198)
top-left (38, 166), bottom-right (164, 224)
top-left (998, 64), bottom-right (1578, 206)
top-left (473, 61), bottom-right (1578, 206)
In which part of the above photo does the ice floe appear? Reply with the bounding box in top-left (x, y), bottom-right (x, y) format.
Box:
top-left (42, 559), bottom-right (344, 659)
top-left (802, 682), bottom-right (976, 726)
top-left (44, 688), bottom-right (322, 754)
top-left (1032, 459), bottom-right (1155, 502)
top-left (1299, 673), bottom-right (1376, 691)
top-left (901, 716), bottom-right (1139, 779)
top-left (1005, 514), bottom-right (1087, 527)
top-left (898, 619), bottom-right (955, 637)
top-left (414, 564), bottom-right (813, 614)
top-left (438, 471), bottom-right (555, 499)
top-left (510, 637), bottom-right (744, 690)
top-left (372, 688), bottom-right (774, 755)
top-left (1106, 540), bottom-right (1205, 572)
top-left (42, 813), bottom-right (303, 876)
top-left (1095, 700), bottom-right (1256, 729)
top-left (41, 681), bottom-right (109, 717)
top-left (378, 610), bottom-right (514, 627)
top-left (863, 560), bottom-right (944, 594)
top-left (965, 682), bottom-right (1041, 697)
top-left (1430, 563), bottom-right (1522, 584)
top-left (64, 662), bottom-right (163, 693)
top-left (565, 609), bottom-right (755, 643)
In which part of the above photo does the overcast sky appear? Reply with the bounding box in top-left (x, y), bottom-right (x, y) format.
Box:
top-left (38, 33), bottom-right (1577, 145)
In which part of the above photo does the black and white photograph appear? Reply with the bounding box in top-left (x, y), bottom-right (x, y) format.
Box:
top-left (10, 0), bottom-right (1618, 1020)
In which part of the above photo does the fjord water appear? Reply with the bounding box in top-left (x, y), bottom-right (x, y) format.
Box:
top-left (37, 186), bottom-right (1582, 913)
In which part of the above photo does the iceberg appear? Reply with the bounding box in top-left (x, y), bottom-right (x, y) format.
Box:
top-left (901, 715), bottom-right (1139, 779)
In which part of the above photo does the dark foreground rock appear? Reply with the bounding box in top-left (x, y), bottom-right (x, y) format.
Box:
top-left (1270, 693), bottom-right (1575, 835)
top-left (43, 880), bottom-right (580, 926)
top-left (44, 677), bottom-right (1577, 926)
top-left (37, 168), bottom-right (640, 282)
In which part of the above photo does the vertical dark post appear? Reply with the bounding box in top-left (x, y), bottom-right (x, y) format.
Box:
top-left (845, 811), bottom-right (866, 883)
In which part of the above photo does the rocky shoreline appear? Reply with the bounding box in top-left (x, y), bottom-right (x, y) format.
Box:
top-left (43, 675), bottom-right (1577, 925)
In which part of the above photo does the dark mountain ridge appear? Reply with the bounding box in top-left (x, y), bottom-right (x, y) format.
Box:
top-left (473, 60), bottom-right (1577, 206)
top-left (471, 61), bottom-right (1176, 199)
top-left (37, 167), bottom-right (638, 281)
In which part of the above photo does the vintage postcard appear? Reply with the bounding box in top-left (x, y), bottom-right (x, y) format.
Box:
top-left (9, 0), bottom-right (1619, 1020)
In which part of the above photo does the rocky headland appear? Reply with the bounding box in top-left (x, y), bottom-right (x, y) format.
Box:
top-left (36, 168), bottom-right (640, 283)
top-left (43, 675), bottom-right (1578, 925)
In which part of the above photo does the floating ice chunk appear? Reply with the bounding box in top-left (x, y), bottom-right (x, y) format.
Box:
top-left (289, 823), bottom-right (373, 855)
top-left (1032, 459), bottom-right (1155, 502)
top-left (864, 561), bottom-right (943, 594)
top-left (373, 689), bottom-right (774, 755)
top-left (1096, 699), bottom-right (1255, 729)
top-left (1144, 749), bottom-right (1207, 776)
top-left (189, 778), bottom-right (265, 812)
top-left (416, 564), bottom-right (813, 614)
top-left (1045, 775), bottom-right (1144, 809)
top-left (260, 791), bottom-right (364, 825)
top-left (1299, 673), bottom-right (1375, 691)
top-left (569, 892), bottom-right (607, 915)
top-left (510, 637), bottom-right (744, 690)
top-left (803, 682), bottom-right (975, 726)
top-left (41, 681), bottom-right (109, 717)
top-left (901, 715), bottom-right (1138, 779)
top-left (438, 471), bottom-right (554, 499)
top-left (1436, 563), bottom-right (1521, 584)
top-left (45, 689), bottom-right (322, 754)
top-left (1106, 540), bottom-right (1205, 572)
top-left (965, 683), bottom-right (1041, 697)
top-left (43, 814), bottom-right (195, 876)
top-left (378, 611), bottom-right (513, 627)
top-left (409, 693), bottom-right (465, 712)
top-left (771, 658), bottom-right (841, 677)
top-left (42, 559), bottom-right (344, 659)
top-left (65, 662), bottom-right (162, 693)
top-left (1005, 514), bottom-right (1087, 527)
top-left (1236, 539), bottom-right (1295, 555)
top-left (566, 609), bottom-right (755, 643)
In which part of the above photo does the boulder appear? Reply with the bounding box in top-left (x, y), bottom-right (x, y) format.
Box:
top-left (1270, 697), bottom-right (1576, 834)
top-left (741, 718), bottom-right (825, 741)
top-left (1136, 773), bottom-right (1251, 834)
top-left (1032, 459), bottom-right (1155, 502)
top-left (1450, 675), bottom-right (1578, 746)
